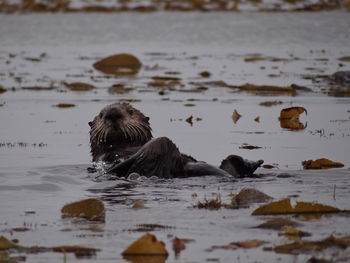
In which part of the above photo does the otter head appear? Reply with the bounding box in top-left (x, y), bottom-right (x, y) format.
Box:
top-left (89, 103), bottom-right (153, 162)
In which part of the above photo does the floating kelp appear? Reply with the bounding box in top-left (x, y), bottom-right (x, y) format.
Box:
top-left (53, 245), bottom-right (100, 258)
top-left (0, 86), bottom-right (7, 94)
top-left (0, 236), bottom-right (17, 249)
top-left (279, 106), bottom-right (307, 130)
top-left (54, 103), bottom-right (76, 108)
top-left (232, 109), bottom-right (242, 124)
top-left (21, 86), bottom-right (55, 91)
top-left (128, 224), bottom-right (175, 232)
top-left (259, 100), bottom-right (283, 107)
top-left (239, 144), bottom-right (262, 150)
top-left (0, 236), bottom-right (99, 258)
top-left (279, 106), bottom-right (307, 120)
top-left (93, 54), bottom-right (142, 75)
top-left (148, 76), bottom-right (182, 88)
top-left (172, 237), bottom-right (186, 257)
top-left (244, 56), bottom-right (289, 62)
top-left (64, 82), bottom-right (95, 92)
top-left (274, 235), bottom-right (350, 255)
top-left (61, 198), bottom-right (105, 222)
top-left (338, 56), bottom-right (350, 62)
top-left (252, 199), bottom-right (341, 215)
top-left (232, 188), bottom-right (273, 206)
top-left (232, 83), bottom-right (296, 96)
top-left (207, 239), bottom-right (267, 252)
top-left (122, 233), bottom-right (168, 256)
top-left (199, 71), bottom-right (211, 78)
top-left (108, 84), bottom-right (134, 94)
top-left (278, 226), bottom-right (311, 239)
top-left (280, 119), bottom-right (307, 130)
top-left (255, 218), bottom-right (301, 230)
top-left (302, 158), bottom-right (344, 169)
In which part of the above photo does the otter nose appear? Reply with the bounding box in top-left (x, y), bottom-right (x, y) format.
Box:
top-left (105, 108), bottom-right (123, 121)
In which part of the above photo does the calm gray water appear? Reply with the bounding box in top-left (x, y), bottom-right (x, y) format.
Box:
top-left (0, 11), bottom-right (350, 263)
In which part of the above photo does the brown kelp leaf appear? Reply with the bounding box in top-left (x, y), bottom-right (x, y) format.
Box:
top-left (262, 164), bottom-right (276, 169)
top-left (233, 188), bottom-right (273, 206)
top-left (345, 0), bottom-right (350, 9)
top-left (61, 198), bottom-right (105, 222)
top-left (294, 201), bottom-right (341, 213)
top-left (152, 76), bottom-right (181, 81)
top-left (172, 237), bottom-right (186, 256)
top-left (148, 80), bottom-right (181, 87)
top-left (259, 100), bottom-right (283, 107)
top-left (279, 226), bottom-right (311, 238)
top-left (64, 82), bottom-right (95, 92)
top-left (235, 83), bottom-right (294, 94)
top-left (0, 251), bottom-right (9, 260)
top-left (53, 245), bottom-right (100, 257)
top-left (244, 56), bottom-right (266, 62)
top-left (274, 235), bottom-right (349, 255)
top-left (93, 54), bottom-right (142, 75)
top-left (274, 241), bottom-right (318, 255)
top-left (252, 199), bottom-right (340, 215)
top-left (239, 144), bottom-right (262, 150)
top-left (122, 233), bottom-right (168, 256)
top-left (255, 218), bottom-right (301, 230)
top-left (21, 86), bottom-right (55, 91)
top-left (0, 86), bottom-right (6, 94)
top-left (244, 56), bottom-right (289, 63)
top-left (11, 227), bottom-right (30, 232)
top-left (108, 84), bottom-right (134, 94)
top-left (232, 109), bottom-right (241, 124)
top-left (199, 71), bottom-right (211, 78)
top-left (302, 158), bottom-right (344, 169)
top-left (234, 240), bottom-right (266, 249)
top-left (184, 103), bottom-right (195, 107)
top-left (55, 103), bottom-right (76, 108)
top-left (338, 56), bottom-right (350, 62)
top-left (279, 107), bottom-right (307, 121)
top-left (298, 213), bottom-right (324, 221)
top-left (0, 236), bottom-right (17, 249)
top-left (122, 255), bottom-right (166, 263)
top-left (209, 240), bottom-right (266, 251)
top-left (280, 119), bottom-right (306, 130)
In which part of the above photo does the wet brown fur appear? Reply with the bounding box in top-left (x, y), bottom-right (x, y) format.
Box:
top-left (89, 103), bottom-right (152, 162)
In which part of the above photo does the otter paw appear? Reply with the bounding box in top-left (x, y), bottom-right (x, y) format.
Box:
top-left (220, 155), bottom-right (264, 178)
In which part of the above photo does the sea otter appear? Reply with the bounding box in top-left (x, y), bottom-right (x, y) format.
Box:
top-left (89, 102), bottom-right (263, 178)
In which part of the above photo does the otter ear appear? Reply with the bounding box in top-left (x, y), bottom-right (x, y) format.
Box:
top-left (88, 121), bottom-right (93, 127)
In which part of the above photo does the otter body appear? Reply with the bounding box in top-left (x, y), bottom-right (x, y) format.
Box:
top-left (89, 103), bottom-right (263, 178)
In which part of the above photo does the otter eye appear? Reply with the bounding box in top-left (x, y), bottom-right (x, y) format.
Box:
top-left (127, 109), bottom-right (134, 115)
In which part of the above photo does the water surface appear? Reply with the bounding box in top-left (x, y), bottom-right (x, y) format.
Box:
top-left (0, 11), bottom-right (350, 263)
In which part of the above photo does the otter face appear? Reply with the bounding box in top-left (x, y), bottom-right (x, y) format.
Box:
top-left (89, 103), bottom-right (153, 161)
